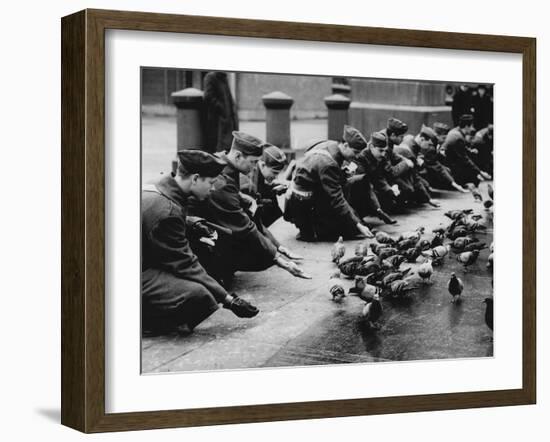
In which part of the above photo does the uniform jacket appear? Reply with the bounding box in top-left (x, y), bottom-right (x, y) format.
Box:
top-left (379, 128), bottom-right (413, 178)
top-left (293, 140), bottom-right (361, 232)
top-left (191, 155), bottom-right (278, 262)
top-left (353, 147), bottom-right (394, 194)
top-left (442, 127), bottom-right (481, 175)
top-left (203, 72), bottom-right (239, 153)
top-left (141, 175), bottom-right (227, 302)
top-left (240, 163), bottom-right (283, 228)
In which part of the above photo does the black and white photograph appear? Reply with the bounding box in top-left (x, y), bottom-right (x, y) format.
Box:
top-left (141, 69), bottom-right (495, 374)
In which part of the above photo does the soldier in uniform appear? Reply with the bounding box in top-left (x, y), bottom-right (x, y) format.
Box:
top-left (426, 122), bottom-right (469, 192)
top-left (399, 125), bottom-right (468, 193)
top-left (380, 117), bottom-right (427, 208)
top-left (441, 114), bottom-right (492, 187)
top-left (394, 125), bottom-right (441, 207)
top-left (141, 150), bottom-right (259, 335)
top-left (240, 143), bottom-right (301, 260)
top-left (348, 130), bottom-right (398, 224)
top-left (284, 125), bottom-right (373, 241)
top-left (190, 131), bottom-right (309, 285)
top-left (470, 124), bottom-right (494, 176)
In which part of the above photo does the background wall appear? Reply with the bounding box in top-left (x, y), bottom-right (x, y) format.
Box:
top-left (0, 1), bottom-right (546, 441)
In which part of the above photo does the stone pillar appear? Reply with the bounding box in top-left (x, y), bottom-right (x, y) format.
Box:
top-left (324, 94), bottom-right (351, 141)
top-left (171, 88), bottom-right (204, 172)
top-left (332, 83), bottom-right (351, 97)
top-left (262, 91), bottom-right (294, 149)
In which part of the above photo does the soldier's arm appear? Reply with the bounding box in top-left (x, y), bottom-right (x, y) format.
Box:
top-left (149, 215), bottom-right (228, 303)
top-left (319, 163), bottom-right (361, 231)
top-left (385, 151), bottom-right (413, 177)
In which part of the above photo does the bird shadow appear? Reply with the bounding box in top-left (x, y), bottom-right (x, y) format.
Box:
top-left (35, 408), bottom-right (60, 423)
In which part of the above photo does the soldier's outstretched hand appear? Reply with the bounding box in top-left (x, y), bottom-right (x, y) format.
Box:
top-left (278, 245), bottom-right (303, 260)
top-left (356, 223), bottom-right (374, 239)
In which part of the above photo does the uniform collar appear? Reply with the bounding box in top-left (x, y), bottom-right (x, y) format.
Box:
top-left (154, 174), bottom-right (189, 207)
top-left (326, 141), bottom-right (345, 165)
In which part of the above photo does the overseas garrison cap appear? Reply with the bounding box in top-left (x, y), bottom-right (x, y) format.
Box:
top-left (231, 131), bottom-right (264, 156)
top-left (387, 117), bottom-right (408, 135)
top-left (262, 143), bottom-right (287, 171)
top-left (419, 125), bottom-right (439, 145)
top-left (433, 122), bottom-right (451, 135)
top-left (369, 131), bottom-right (388, 148)
top-left (343, 125), bottom-right (368, 151)
top-left (459, 114), bottom-right (474, 125)
top-left (177, 149), bottom-right (226, 177)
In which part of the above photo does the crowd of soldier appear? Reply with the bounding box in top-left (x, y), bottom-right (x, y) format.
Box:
top-left (141, 110), bottom-right (493, 335)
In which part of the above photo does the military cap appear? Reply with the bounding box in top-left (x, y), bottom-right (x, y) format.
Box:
top-left (459, 114), bottom-right (474, 125)
top-left (432, 122), bottom-right (451, 136)
top-left (419, 125), bottom-right (439, 145)
top-left (369, 131), bottom-right (388, 148)
top-left (177, 149), bottom-right (226, 177)
top-left (262, 143), bottom-right (287, 171)
top-left (343, 125), bottom-right (368, 151)
top-left (231, 131), bottom-right (264, 156)
top-left (387, 117), bottom-right (408, 135)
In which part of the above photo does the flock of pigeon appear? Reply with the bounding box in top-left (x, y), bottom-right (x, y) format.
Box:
top-left (328, 184), bottom-right (494, 334)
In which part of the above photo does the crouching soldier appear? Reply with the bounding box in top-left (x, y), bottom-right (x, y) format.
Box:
top-left (441, 114), bottom-right (492, 187)
top-left (348, 130), bottom-right (398, 224)
top-left (240, 143), bottom-right (302, 259)
top-left (141, 150), bottom-right (259, 335)
top-left (425, 122), bottom-right (469, 192)
top-left (190, 131), bottom-right (310, 285)
top-left (470, 124), bottom-right (494, 176)
top-left (284, 125), bottom-right (373, 241)
top-left (379, 117), bottom-right (418, 208)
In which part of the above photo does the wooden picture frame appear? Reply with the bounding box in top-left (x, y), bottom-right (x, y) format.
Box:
top-left (61, 8), bottom-right (536, 433)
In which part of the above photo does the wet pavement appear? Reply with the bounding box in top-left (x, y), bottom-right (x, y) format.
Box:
top-left (142, 183), bottom-right (494, 374)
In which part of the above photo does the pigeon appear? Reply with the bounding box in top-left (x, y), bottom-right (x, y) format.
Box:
top-left (422, 244), bottom-right (450, 260)
top-left (331, 236), bottom-right (346, 264)
top-left (448, 226), bottom-right (470, 240)
top-left (483, 297), bottom-right (494, 331)
top-left (448, 272), bottom-right (464, 303)
top-left (338, 256), bottom-right (380, 278)
top-left (422, 244), bottom-right (450, 266)
top-left (381, 254), bottom-right (406, 270)
top-left (445, 209), bottom-right (473, 220)
top-left (470, 186), bottom-right (483, 202)
top-left (429, 232), bottom-right (444, 248)
top-left (377, 247), bottom-right (399, 260)
top-left (470, 214), bottom-right (484, 221)
top-left (464, 219), bottom-right (488, 232)
top-left (354, 241), bottom-right (370, 257)
top-left (397, 237), bottom-right (418, 251)
top-left (417, 258), bottom-right (434, 283)
top-left (402, 246), bottom-right (423, 263)
top-left (362, 293), bottom-right (383, 329)
top-left (487, 183), bottom-right (494, 200)
top-left (349, 276), bottom-right (378, 302)
top-left (381, 268), bottom-right (412, 287)
top-left (328, 272), bottom-right (346, 302)
top-left (384, 279), bottom-right (418, 298)
top-left (432, 226), bottom-right (447, 235)
top-left (415, 239), bottom-right (431, 251)
top-left (374, 230), bottom-right (396, 245)
top-left (365, 269), bottom-right (388, 287)
top-left (487, 253), bottom-right (493, 270)
top-left (451, 236), bottom-right (476, 251)
top-left (398, 227), bottom-right (425, 242)
top-left (456, 250), bottom-right (480, 270)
